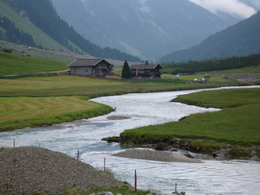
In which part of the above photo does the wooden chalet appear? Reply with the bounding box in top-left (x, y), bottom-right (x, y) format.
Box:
top-left (130, 61), bottom-right (162, 78)
top-left (68, 58), bottom-right (113, 77)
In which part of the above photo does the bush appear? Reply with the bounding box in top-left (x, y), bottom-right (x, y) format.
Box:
top-left (155, 143), bottom-right (165, 150)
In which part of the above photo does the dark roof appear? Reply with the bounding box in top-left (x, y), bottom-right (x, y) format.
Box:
top-left (130, 63), bottom-right (162, 70)
top-left (68, 58), bottom-right (111, 67)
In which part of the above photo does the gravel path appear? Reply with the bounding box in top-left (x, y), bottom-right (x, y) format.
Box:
top-left (112, 149), bottom-right (202, 163)
top-left (0, 147), bottom-right (123, 194)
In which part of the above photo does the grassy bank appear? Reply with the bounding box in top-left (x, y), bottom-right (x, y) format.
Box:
top-left (0, 96), bottom-right (114, 132)
top-left (120, 88), bottom-right (260, 159)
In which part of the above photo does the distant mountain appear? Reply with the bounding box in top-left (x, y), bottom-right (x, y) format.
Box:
top-left (51, 0), bottom-right (237, 61)
top-left (0, 0), bottom-right (141, 62)
top-left (159, 11), bottom-right (260, 63)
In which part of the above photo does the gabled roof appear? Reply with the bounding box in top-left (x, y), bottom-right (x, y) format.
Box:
top-left (68, 58), bottom-right (111, 67)
top-left (130, 63), bottom-right (162, 70)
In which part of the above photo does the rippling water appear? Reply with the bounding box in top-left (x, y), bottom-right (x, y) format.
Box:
top-left (0, 86), bottom-right (260, 195)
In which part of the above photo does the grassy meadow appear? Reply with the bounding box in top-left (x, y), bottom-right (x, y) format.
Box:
top-left (120, 88), bottom-right (260, 158)
top-left (0, 51), bottom-right (68, 76)
top-left (0, 96), bottom-right (114, 131)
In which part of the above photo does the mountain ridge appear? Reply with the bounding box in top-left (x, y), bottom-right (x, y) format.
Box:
top-left (159, 11), bottom-right (260, 62)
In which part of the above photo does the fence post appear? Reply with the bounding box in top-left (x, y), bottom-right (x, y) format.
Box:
top-left (77, 150), bottom-right (79, 160)
top-left (135, 169), bottom-right (137, 192)
top-left (13, 139), bottom-right (15, 148)
top-left (104, 158), bottom-right (106, 172)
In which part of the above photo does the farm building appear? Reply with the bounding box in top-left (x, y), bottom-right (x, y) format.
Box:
top-left (130, 61), bottom-right (162, 78)
top-left (68, 58), bottom-right (113, 77)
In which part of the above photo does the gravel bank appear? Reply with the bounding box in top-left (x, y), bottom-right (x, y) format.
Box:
top-left (0, 147), bottom-right (123, 194)
top-left (112, 149), bottom-right (202, 163)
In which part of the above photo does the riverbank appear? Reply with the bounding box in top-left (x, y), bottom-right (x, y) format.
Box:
top-left (113, 87), bottom-right (260, 161)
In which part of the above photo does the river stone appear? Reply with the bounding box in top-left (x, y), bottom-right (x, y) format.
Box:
top-left (0, 146), bottom-right (123, 194)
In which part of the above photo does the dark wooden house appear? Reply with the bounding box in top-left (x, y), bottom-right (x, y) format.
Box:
top-left (130, 61), bottom-right (162, 78)
top-left (68, 58), bottom-right (113, 77)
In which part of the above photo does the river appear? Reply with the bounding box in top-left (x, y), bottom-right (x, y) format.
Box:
top-left (0, 86), bottom-right (259, 195)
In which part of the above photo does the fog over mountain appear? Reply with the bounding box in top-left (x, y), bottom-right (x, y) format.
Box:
top-left (190, 0), bottom-right (258, 19)
top-left (51, 0), bottom-right (240, 61)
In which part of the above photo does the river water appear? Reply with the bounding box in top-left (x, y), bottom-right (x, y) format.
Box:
top-left (0, 86), bottom-right (260, 195)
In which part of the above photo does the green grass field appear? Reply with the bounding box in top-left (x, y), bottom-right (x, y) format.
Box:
top-left (120, 88), bottom-right (260, 150)
top-left (0, 96), bottom-right (114, 131)
top-left (0, 74), bottom-right (224, 97)
top-left (0, 51), bottom-right (68, 76)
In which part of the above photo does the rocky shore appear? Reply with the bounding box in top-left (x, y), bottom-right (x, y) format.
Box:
top-left (0, 147), bottom-right (124, 195)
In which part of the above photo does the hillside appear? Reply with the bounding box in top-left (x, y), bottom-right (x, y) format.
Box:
top-left (159, 11), bottom-right (260, 62)
top-left (0, 50), bottom-right (68, 76)
top-left (51, 0), bottom-right (236, 61)
top-left (0, 0), bottom-right (69, 52)
top-left (0, 0), bottom-right (141, 62)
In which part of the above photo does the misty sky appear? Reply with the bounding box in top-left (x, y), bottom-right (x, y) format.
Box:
top-left (189, 0), bottom-right (257, 18)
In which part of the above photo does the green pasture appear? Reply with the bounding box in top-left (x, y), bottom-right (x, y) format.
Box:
top-left (0, 96), bottom-right (113, 131)
top-left (0, 51), bottom-right (68, 76)
top-left (120, 88), bottom-right (260, 147)
top-left (0, 75), bottom-right (224, 97)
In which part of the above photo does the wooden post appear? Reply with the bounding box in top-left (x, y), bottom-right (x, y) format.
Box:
top-left (77, 150), bottom-right (79, 160)
top-left (175, 183), bottom-right (177, 192)
top-left (104, 158), bottom-right (106, 172)
top-left (13, 139), bottom-right (15, 148)
top-left (134, 169), bottom-right (137, 192)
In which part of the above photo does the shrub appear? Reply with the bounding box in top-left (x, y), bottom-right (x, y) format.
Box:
top-left (155, 143), bottom-right (165, 150)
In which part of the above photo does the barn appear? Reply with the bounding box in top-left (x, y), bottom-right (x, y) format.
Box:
top-left (68, 58), bottom-right (113, 77)
top-left (130, 61), bottom-right (162, 78)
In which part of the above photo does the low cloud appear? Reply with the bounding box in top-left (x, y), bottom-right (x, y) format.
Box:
top-left (189, 0), bottom-right (256, 18)
top-left (137, 0), bottom-right (150, 13)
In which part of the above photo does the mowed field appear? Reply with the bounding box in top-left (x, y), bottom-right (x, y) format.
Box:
top-left (0, 96), bottom-right (101, 122)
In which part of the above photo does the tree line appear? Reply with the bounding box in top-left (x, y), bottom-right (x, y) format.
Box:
top-left (161, 53), bottom-right (260, 74)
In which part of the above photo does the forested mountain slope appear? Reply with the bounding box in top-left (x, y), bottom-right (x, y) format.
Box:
top-left (0, 0), bottom-right (141, 62)
top-left (52, 0), bottom-right (236, 61)
top-left (159, 11), bottom-right (260, 63)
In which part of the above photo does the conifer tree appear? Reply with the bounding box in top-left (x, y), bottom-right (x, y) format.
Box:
top-left (121, 60), bottom-right (131, 79)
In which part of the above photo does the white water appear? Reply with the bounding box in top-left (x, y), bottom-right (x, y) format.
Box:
top-left (0, 86), bottom-right (260, 195)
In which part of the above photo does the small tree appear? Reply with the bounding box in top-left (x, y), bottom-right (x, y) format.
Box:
top-left (121, 60), bottom-right (131, 79)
